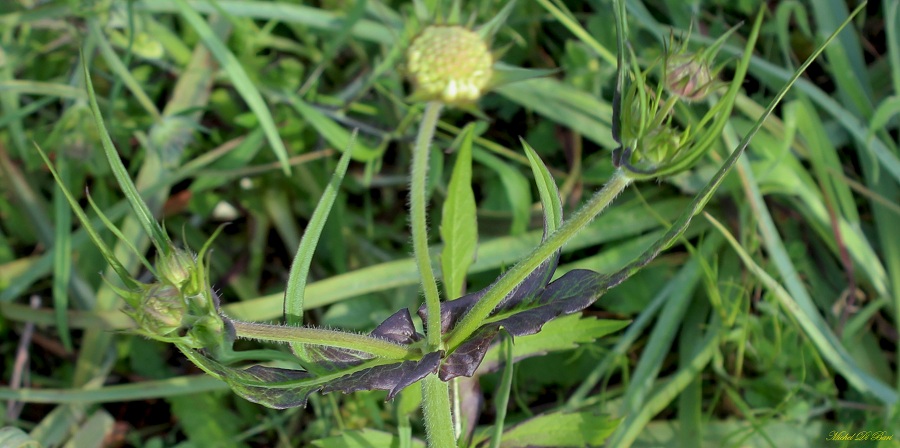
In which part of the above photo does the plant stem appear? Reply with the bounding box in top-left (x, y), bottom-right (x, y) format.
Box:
top-left (421, 374), bottom-right (456, 448)
top-left (446, 169), bottom-right (633, 349)
top-left (230, 320), bottom-right (410, 359)
top-left (411, 101), bottom-right (445, 350)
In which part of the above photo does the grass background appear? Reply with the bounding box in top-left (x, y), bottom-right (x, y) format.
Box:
top-left (1, 0), bottom-right (899, 446)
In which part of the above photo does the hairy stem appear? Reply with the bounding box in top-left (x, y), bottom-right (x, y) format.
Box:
top-left (411, 101), bottom-right (445, 350)
top-left (421, 374), bottom-right (456, 448)
top-left (231, 320), bottom-right (410, 359)
top-left (446, 169), bottom-right (633, 349)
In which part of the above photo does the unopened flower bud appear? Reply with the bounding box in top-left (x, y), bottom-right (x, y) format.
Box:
top-left (406, 26), bottom-right (493, 105)
top-left (137, 285), bottom-right (186, 337)
top-left (157, 249), bottom-right (196, 288)
top-left (666, 55), bottom-right (714, 102)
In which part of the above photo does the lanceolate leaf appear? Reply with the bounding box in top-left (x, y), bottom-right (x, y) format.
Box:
top-left (285, 136), bottom-right (355, 362)
top-left (498, 410), bottom-right (619, 447)
top-left (522, 140), bottom-right (563, 238)
top-left (440, 125), bottom-right (478, 300)
top-left (82, 57), bottom-right (172, 257)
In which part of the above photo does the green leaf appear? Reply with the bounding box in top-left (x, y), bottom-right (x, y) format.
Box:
top-left (169, 392), bottom-right (248, 448)
top-left (479, 314), bottom-right (630, 373)
top-left (171, 0), bottom-right (291, 174)
top-left (285, 134), bottom-right (356, 360)
top-left (476, 0), bottom-right (517, 41)
top-left (65, 409), bottom-right (115, 448)
top-left (867, 95), bottom-right (900, 143)
top-left (0, 427), bottom-right (41, 448)
top-left (498, 411), bottom-right (618, 447)
top-left (489, 64), bottom-right (559, 89)
top-left (311, 429), bottom-right (425, 448)
top-left (440, 125), bottom-right (478, 300)
top-left (82, 56), bottom-right (172, 257)
top-left (522, 140), bottom-right (563, 236)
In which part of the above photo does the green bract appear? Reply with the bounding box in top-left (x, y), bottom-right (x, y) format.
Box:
top-left (406, 25), bottom-right (493, 105)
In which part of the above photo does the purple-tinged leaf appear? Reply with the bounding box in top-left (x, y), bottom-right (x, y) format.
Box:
top-left (438, 326), bottom-right (498, 380)
top-left (303, 308), bottom-right (423, 371)
top-left (371, 307), bottom-right (423, 345)
top-left (179, 345), bottom-right (318, 409)
top-left (322, 351), bottom-right (442, 400)
top-left (438, 269), bottom-right (610, 380)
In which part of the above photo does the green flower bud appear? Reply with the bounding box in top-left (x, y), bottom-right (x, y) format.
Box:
top-left (406, 25), bottom-right (493, 105)
top-left (136, 284), bottom-right (186, 337)
top-left (186, 314), bottom-right (228, 351)
top-left (157, 249), bottom-right (196, 289)
top-left (665, 54), bottom-right (714, 102)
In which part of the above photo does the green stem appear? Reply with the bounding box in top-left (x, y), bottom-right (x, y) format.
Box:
top-left (230, 320), bottom-right (410, 359)
top-left (446, 169), bottom-right (633, 349)
top-left (421, 374), bottom-right (456, 448)
top-left (411, 101), bottom-right (445, 350)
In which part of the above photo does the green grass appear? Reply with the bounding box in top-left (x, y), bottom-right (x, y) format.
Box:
top-left (1, 0), bottom-right (899, 447)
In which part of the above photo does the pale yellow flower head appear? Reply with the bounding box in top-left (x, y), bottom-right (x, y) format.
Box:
top-left (406, 25), bottom-right (494, 105)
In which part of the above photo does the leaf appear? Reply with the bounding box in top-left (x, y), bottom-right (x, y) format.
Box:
top-left (304, 308), bottom-right (423, 371)
top-left (65, 409), bottom-right (115, 448)
top-left (180, 346), bottom-right (318, 409)
top-left (489, 63), bottom-right (559, 89)
top-left (311, 429), bottom-right (425, 448)
top-left (283, 93), bottom-right (382, 162)
top-left (440, 125), bottom-right (478, 300)
top-left (169, 392), bottom-right (248, 448)
top-left (285, 135), bottom-right (355, 361)
top-left (867, 95), bottom-right (900, 143)
top-left (498, 411), bottom-right (619, 447)
top-left (476, 0), bottom-right (517, 40)
top-left (477, 314), bottom-right (631, 374)
top-left (522, 140), bottom-right (563, 238)
top-left (82, 56), bottom-right (172, 256)
top-left (495, 78), bottom-right (615, 149)
top-left (0, 427), bottom-right (41, 448)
